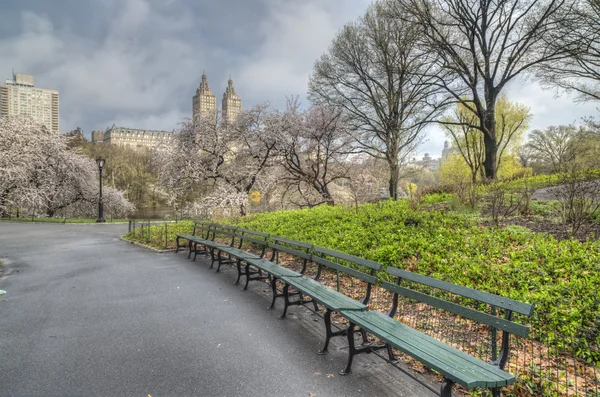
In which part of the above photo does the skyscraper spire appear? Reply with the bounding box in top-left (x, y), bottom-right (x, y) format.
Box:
top-left (193, 72), bottom-right (217, 119)
top-left (222, 75), bottom-right (242, 125)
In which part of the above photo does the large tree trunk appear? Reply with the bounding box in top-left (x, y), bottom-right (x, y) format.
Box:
top-left (320, 186), bottom-right (335, 206)
top-left (388, 160), bottom-right (399, 200)
top-left (482, 131), bottom-right (498, 180)
top-left (482, 94), bottom-right (498, 180)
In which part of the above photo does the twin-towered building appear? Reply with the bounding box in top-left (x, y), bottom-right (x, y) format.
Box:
top-left (93, 73), bottom-right (243, 149)
top-left (192, 72), bottom-right (242, 124)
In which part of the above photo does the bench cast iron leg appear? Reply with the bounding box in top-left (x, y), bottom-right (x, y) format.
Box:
top-left (193, 242), bottom-right (199, 261)
top-left (312, 300), bottom-right (319, 312)
top-left (491, 388), bottom-right (500, 397)
top-left (267, 276), bottom-right (278, 310)
top-left (216, 252), bottom-right (223, 273)
top-left (386, 344), bottom-right (398, 363)
top-left (209, 247), bottom-right (216, 268)
top-left (440, 378), bottom-right (454, 397)
top-left (243, 263), bottom-right (251, 290)
top-left (234, 259), bottom-right (242, 285)
top-left (340, 322), bottom-right (357, 375)
top-left (278, 284), bottom-right (290, 320)
top-left (360, 329), bottom-right (369, 345)
top-left (317, 309), bottom-right (333, 355)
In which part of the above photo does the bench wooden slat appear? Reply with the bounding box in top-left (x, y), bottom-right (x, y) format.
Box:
top-left (215, 225), bottom-right (238, 232)
top-left (214, 231), bottom-right (236, 238)
top-left (237, 228), bottom-right (269, 238)
top-left (271, 236), bottom-right (313, 250)
top-left (313, 246), bottom-right (382, 271)
top-left (239, 236), bottom-right (268, 246)
top-left (268, 243), bottom-right (311, 261)
top-left (280, 276), bottom-right (367, 312)
top-left (219, 247), bottom-right (261, 259)
top-left (311, 256), bottom-right (378, 285)
top-left (386, 267), bottom-right (534, 316)
top-left (381, 282), bottom-right (530, 338)
top-left (342, 310), bottom-right (515, 389)
top-left (181, 235), bottom-right (230, 248)
top-left (245, 258), bottom-right (303, 278)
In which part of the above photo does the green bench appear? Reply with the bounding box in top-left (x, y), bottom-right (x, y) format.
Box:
top-left (279, 246), bottom-right (382, 355)
top-left (209, 226), bottom-right (263, 280)
top-left (241, 237), bottom-right (312, 310)
top-left (340, 266), bottom-right (534, 397)
top-left (175, 221), bottom-right (216, 259)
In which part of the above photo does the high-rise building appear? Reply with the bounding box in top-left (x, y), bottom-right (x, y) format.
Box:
top-left (192, 72), bottom-right (217, 120)
top-left (222, 77), bottom-right (242, 125)
top-left (0, 72), bottom-right (59, 133)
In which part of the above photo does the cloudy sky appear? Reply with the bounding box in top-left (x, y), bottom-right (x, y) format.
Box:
top-left (1, 0), bottom-right (598, 157)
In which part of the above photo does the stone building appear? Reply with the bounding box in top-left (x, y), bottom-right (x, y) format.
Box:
top-left (102, 125), bottom-right (173, 149)
top-left (91, 130), bottom-right (105, 143)
top-left (441, 140), bottom-right (456, 161)
top-left (192, 72), bottom-right (217, 120)
top-left (409, 152), bottom-right (441, 172)
top-left (0, 72), bottom-right (59, 133)
top-left (222, 77), bottom-right (242, 125)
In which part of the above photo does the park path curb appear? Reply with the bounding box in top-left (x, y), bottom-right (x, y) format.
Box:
top-left (119, 236), bottom-right (176, 254)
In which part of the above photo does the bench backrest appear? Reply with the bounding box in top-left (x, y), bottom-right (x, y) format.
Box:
top-left (235, 228), bottom-right (270, 258)
top-left (311, 246), bottom-right (382, 305)
top-left (312, 246), bottom-right (381, 285)
top-left (192, 221), bottom-right (213, 238)
top-left (211, 224), bottom-right (238, 246)
top-left (268, 236), bottom-right (313, 273)
top-left (383, 266), bottom-right (533, 369)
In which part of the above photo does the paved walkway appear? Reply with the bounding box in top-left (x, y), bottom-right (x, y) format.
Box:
top-left (0, 223), bottom-right (433, 397)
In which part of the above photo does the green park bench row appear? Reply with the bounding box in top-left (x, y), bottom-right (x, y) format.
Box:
top-left (176, 222), bottom-right (534, 397)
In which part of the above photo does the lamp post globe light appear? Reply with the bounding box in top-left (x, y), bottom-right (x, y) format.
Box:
top-left (96, 156), bottom-right (106, 223)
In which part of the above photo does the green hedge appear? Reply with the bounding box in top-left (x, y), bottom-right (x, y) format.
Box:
top-left (228, 200), bottom-right (600, 364)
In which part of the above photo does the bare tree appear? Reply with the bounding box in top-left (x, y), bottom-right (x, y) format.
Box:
top-left (554, 169), bottom-right (600, 237)
top-left (309, 0), bottom-right (445, 200)
top-left (526, 125), bottom-right (579, 172)
top-left (400, 0), bottom-right (577, 180)
top-left (540, 0), bottom-right (600, 102)
top-left (272, 103), bottom-right (353, 207)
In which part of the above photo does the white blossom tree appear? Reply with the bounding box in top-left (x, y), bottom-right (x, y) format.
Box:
top-left (0, 117), bottom-right (134, 218)
top-left (156, 106), bottom-right (278, 216)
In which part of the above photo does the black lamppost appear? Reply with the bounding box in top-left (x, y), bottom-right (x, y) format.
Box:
top-left (96, 156), bottom-right (106, 223)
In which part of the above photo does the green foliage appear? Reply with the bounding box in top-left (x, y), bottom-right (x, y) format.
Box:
top-left (228, 201), bottom-right (600, 364)
top-left (421, 192), bottom-right (453, 205)
top-left (529, 200), bottom-right (562, 218)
